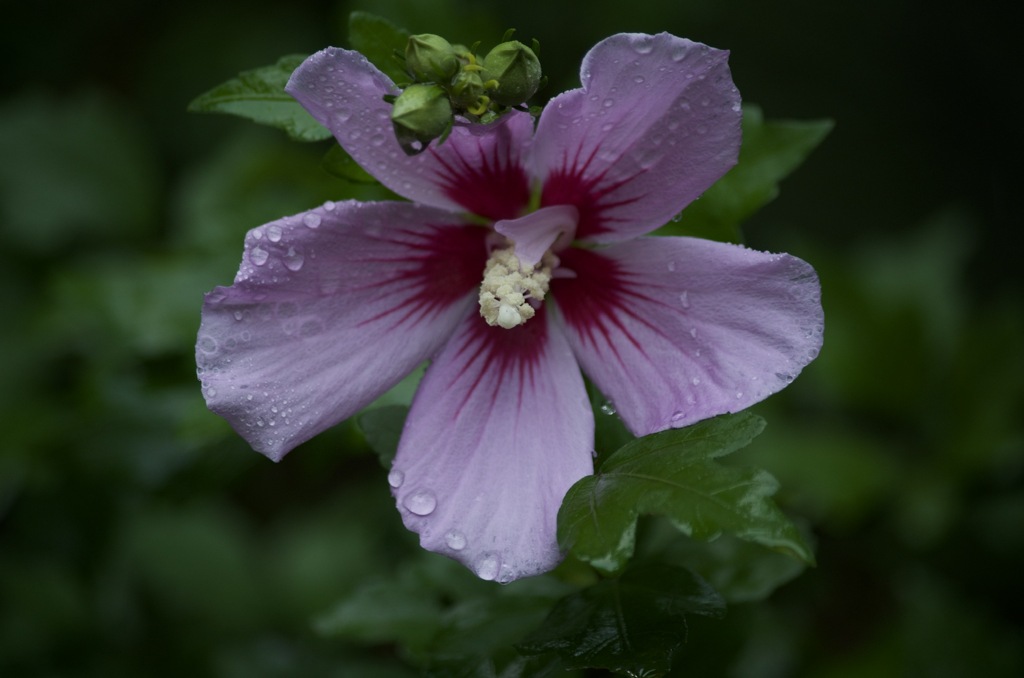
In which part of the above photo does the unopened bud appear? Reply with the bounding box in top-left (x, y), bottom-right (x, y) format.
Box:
top-left (449, 69), bottom-right (487, 111)
top-left (405, 34), bottom-right (459, 83)
top-left (390, 84), bottom-right (452, 155)
top-left (484, 41), bottom-right (541, 106)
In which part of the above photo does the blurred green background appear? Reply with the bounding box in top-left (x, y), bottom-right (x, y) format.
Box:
top-left (2, 0), bottom-right (1021, 676)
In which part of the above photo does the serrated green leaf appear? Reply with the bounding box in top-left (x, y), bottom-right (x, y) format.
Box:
top-left (557, 412), bottom-right (814, 574)
top-left (357, 405), bottom-right (408, 468)
top-left (322, 143), bottom-right (378, 183)
top-left (348, 11), bottom-right (411, 84)
top-left (518, 563), bottom-right (724, 675)
top-left (188, 55), bottom-right (331, 142)
top-left (655, 105), bottom-right (833, 242)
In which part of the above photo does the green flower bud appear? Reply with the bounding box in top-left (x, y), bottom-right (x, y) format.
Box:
top-left (390, 84), bottom-right (452, 155)
top-left (484, 40), bottom-right (542, 106)
top-left (405, 34), bottom-right (459, 83)
top-left (449, 69), bottom-right (487, 111)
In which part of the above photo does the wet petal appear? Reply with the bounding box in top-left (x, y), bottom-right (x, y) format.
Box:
top-left (390, 309), bottom-right (594, 583)
top-left (553, 237), bottom-right (822, 435)
top-left (532, 33), bottom-right (741, 242)
top-left (197, 200), bottom-right (487, 460)
top-left (494, 205), bottom-right (579, 267)
top-left (287, 48), bottom-right (533, 220)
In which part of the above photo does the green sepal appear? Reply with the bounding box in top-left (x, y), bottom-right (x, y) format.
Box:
top-left (557, 412), bottom-right (815, 574)
top-left (187, 55), bottom-right (331, 142)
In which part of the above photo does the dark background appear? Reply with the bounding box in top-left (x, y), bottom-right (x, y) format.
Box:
top-left (2, 0), bottom-right (1021, 675)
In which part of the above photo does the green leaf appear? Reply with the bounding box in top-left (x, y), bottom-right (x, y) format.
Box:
top-left (518, 563), bottom-right (725, 675)
top-left (557, 412), bottom-right (814, 574)
top-left (357, 405), bottom-right (408, 469)
top-left (655, 105), bottom-right (833, 242)
top-left (348, 11), bottom-right (411, 84)
top-left (322, 143), bottom-right (378, 183)
top-left (188, 55), bottom-right (331, 142)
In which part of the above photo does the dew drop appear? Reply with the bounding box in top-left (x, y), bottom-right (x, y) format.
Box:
top-left (370, 133), bottom-right (386, 146)
top-left (283, 248), bottom-right (305, 272)
top-left (667, 260), bottom-right (677, 272)
top-left (633, 39), bottom-right (655, 55)
top-left (689, 327), bottom-right (698, 339)
top-left (303, 213), bottom-right (321, 229)
top-left (670, 411), bottom-right (686, 427)
top-left (600, 401), bottom-right (616, 415)
top-left (266, 224), bottom-right (282, 242)
top-left (233, 310), bottom-right (244, 321)
top-left (198, 336), bottom-right (218, 353)
top-left (323, 200), bottom-right (336, 211)
top-left (445, 529), bottom-right (467, 551)
top-left (476, 554), bottom-right (500, 581)
top-left (602, 97), bottom-right (615, 108)
top-left (387, 469), bottom-right (404, 488)
top-left (692, 376), bottom-right (701, 386)
top-left (679, 290), bottom-right (690, 308)
top-left (250, 247), bottom-right (269, 266)
top-left (404, 490), bottom-right (437, 516)
top-left (633, 75), bottom-right (646, 84)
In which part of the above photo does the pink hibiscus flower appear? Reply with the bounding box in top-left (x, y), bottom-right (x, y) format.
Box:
top-left (196, 32), bottom-right (823, 583)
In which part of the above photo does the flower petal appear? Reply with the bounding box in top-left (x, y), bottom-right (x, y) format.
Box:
top-left (553, 237), bottom-right (823, 435)
top-left (390, 308), bottom-right (594, 583)
top-left (286, 48), bottom-right (533, 220)
top-left (493, 205), bottom-right (579, 267)
top-left (197, 200), bottom-right (487, 461)
top-left (532, 33), bottom-right (741, 242)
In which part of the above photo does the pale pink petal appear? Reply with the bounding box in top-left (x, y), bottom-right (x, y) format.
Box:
top-left (532, 33), bottom-right (741, 242)
top-left (286, 48), bottom-right (534, 220)
top-left (197, 200), bottom-right (487, 461)
top-left (389, 309), bottom-right (594, 582)
top-left (493, 205), bottom-right (579, 267)
top-left (553, 238), bottom-right (823, 435)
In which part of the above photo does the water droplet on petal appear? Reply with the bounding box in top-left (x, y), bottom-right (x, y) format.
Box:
top-left (445, 529), bottom-right (467, 551)
top-left (602, 97), bottom-right (615, 108)
top-left (600, 401), bottom-right (616, 415)
top-left (692, 376), bottom-right (701, 386)
top-left (233, 310), bottom-right (244, 321)
top-left (404, 490), bottom-right (437, 516)
top-left (250, 247), bottom-right (269, 266)
top-left (667, 260), bottom-right (677, 272)
top-left (633, 38), bottom-right (655, 55)
top-left (670, 411), bottom-right (686, 427)
top-left (303, 213), bottom-right (321, 229)
top-left (266, 225), bottom-right (282, 242)
top-left (283, 248), bottom-right (305, 271)
top-left (387, 469), bottom-right (404, 488)
top-left (633, 75), bottom-right (646, 84)
top-left (679, 290), bottom-right (690, 308)
top-left (476, 553), bottom-right (500, 581)
top-left (323, 200), bottom-right (336, 211)
top-left (198, 336), bottom-right (218, 353)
